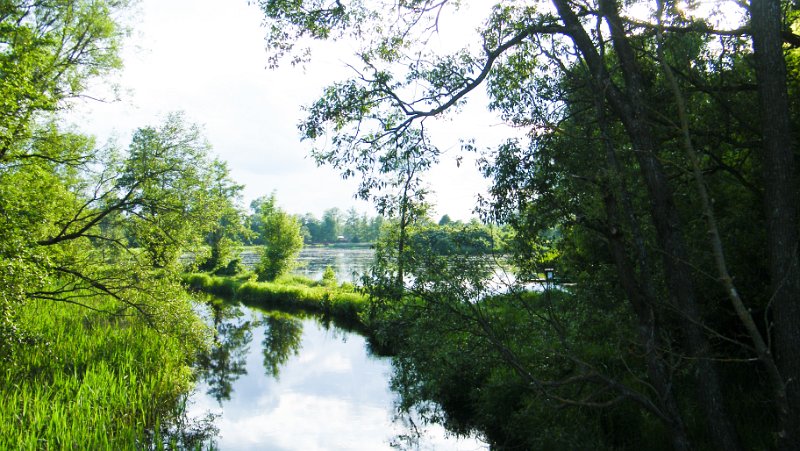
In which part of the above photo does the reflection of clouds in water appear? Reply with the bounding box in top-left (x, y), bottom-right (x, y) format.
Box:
top-left (297, 351), bottom-right (352, 373)
top-left (187, 314), bottom-right (488, 450)
top-left (218, 393), bottom-right (391, 451)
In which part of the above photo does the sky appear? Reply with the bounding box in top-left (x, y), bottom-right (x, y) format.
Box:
top-left (74, 0), bottom-right (514, 220)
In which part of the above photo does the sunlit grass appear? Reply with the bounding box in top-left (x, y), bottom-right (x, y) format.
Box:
top-left (183, 272), bottom-right (368, 331)
top-left (0, 299), bottom-right (204, 449)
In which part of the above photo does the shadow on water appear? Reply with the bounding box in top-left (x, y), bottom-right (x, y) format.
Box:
top-left (172, 248), bottom-right (486, 450)
top-left (196, 302), bottom-right (253, 404)
top-left (260, 312), bottom-right (303, 379)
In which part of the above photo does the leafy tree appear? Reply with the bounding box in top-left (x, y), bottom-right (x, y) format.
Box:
top-left (320, 207), bottom-right (343, 242)
top-left (119, 112), bottom-right (229, 270)
top-left (254, 194), bottom-right (304, 281)
top-left (342, 207), bottom-right (365, 242)
top-left (0, 0), bottom-right (125, 161)
top-left (298, 212), bottom-right (321, 244)
top-left (1, 114), bottom-right (235, 347)
top-left (198, 160), bottom-right (247, 274)
top-left (261, 0), bottom-right (800, 448)
top-left (0, 0), bottom-right (130, 344)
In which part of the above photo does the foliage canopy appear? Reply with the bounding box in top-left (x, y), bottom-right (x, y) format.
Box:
top-left (254, 193), bottom-right (304, 282)
top-left (261, 0), bottom-right (800, 448)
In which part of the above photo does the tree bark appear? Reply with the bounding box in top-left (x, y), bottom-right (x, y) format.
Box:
top-left (602, 190), bottom-right (692, 451)
top-left (593, 65), bottom-right (691, 450)
top-left (551, 0), bottom-right (742, 447)
top-left (750, 0), bottom-right (800, 447)
top-left (654, 4), bottom-right (795, 444)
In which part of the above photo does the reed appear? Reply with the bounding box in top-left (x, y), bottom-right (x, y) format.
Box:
top-left (183, 272), bottom-right (369, 331)
top-left (0, 298), bottom-right (205, 449)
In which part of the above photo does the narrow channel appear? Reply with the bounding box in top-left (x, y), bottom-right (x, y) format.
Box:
top-left (184, 247), bottom-right (488, 450)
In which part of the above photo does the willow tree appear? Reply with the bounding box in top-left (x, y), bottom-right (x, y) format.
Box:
top-left (1, 0), bottom-right (126, 346)
top-left (259, 0), bottom-right (800, 448)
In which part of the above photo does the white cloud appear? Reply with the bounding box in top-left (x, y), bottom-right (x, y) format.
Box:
top-left (74, 0), bottom-right (517, 221)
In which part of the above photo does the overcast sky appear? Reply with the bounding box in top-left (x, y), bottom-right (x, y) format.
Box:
top-left (72, 0), bottom-right (516, 221)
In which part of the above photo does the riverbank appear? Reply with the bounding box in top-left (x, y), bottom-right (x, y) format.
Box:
top-left (186, 271), bottom-right (670, 449)
top-left (0, 297), bottom-right (209, 448)
top-left (183, 272), bottom-right (370, 334)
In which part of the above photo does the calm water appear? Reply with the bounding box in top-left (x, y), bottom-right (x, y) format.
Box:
top-left (238, 246), bottom-right (375, 282)
top-left (187, 248), bottom-right (487, 450)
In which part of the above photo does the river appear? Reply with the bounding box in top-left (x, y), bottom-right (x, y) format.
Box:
top-left (184, 247), bottom-right (488, 450)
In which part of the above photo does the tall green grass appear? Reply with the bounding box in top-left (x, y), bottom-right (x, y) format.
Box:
top-left (0, 298), bottom-right (207, 449)
top-left (183, 272), bottom-right (369, 333)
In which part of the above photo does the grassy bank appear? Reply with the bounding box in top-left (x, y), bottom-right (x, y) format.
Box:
top-left (183, 273), bottom-right (369, 333)
top-left (0, 298), bottom-right (208, 449)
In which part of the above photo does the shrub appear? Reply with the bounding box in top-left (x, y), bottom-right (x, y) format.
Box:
top-left (214, 258), bottom-right (243, 276)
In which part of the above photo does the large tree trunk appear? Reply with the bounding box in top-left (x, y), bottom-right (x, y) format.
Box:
top-left (594, 78), bottom-right (691, 451)
top-left (551, 0), bottom-right (741, 448)
top-left (603, 191), bottom-right (691, 451)
top-left (750, 0), bottom-right (800, 447)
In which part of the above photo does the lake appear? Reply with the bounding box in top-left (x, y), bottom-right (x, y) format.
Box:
top-left (238, 246), bottom-right (375, 282)
top-left (184, 247), bottom-right (488, 450)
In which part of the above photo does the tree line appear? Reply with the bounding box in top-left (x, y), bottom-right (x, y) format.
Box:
top-left (246, 204), bottom-right (384, 245)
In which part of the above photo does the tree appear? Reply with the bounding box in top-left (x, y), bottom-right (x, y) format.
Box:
top-left (0, 0), bottom-right (125, 162)
top-left (119, 112), bottom-right (231, 269)
top-left (261, 0), bottom-right (800, 448)
top-left (199, 160), bottom-right (247, 274)
top-left (0, 1), bottom-right (244, 341)
top-left (343, 207), bottom-right (366, 242)
top-left (320, 208), bottom-right (343, 242)
top-left (0, 0), bottom-right (129, 345)
top-left (254, 194), bottom-right (304, 281)
top-left (299, 212), bottom-right (322, 244)
top-left (1, 114), bottom-right (237, 344)
top-left (750, 0), bottom-right (800, 445)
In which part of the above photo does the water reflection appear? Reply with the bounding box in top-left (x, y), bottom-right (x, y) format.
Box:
top-left (195, 302), bottom-right (253, 403)
top-left (260, 313), bottom-right (303, 379)
top-left (188, 248), bottom-right (487, 450)
top-left (195, 302), bottom-right (308, 402)
top-left (188, 303), bottom-right (485, 450)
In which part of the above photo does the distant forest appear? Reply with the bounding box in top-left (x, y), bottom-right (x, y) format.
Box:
top-left (245, 197), bottom-right (473, 245)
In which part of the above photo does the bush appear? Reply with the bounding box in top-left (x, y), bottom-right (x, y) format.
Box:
top-left (322, 266), bottom-right (337, 287)
top-left (253, 195), bottom-right (303, 282)
top-left (214, 258), bottom-right (243, 276)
